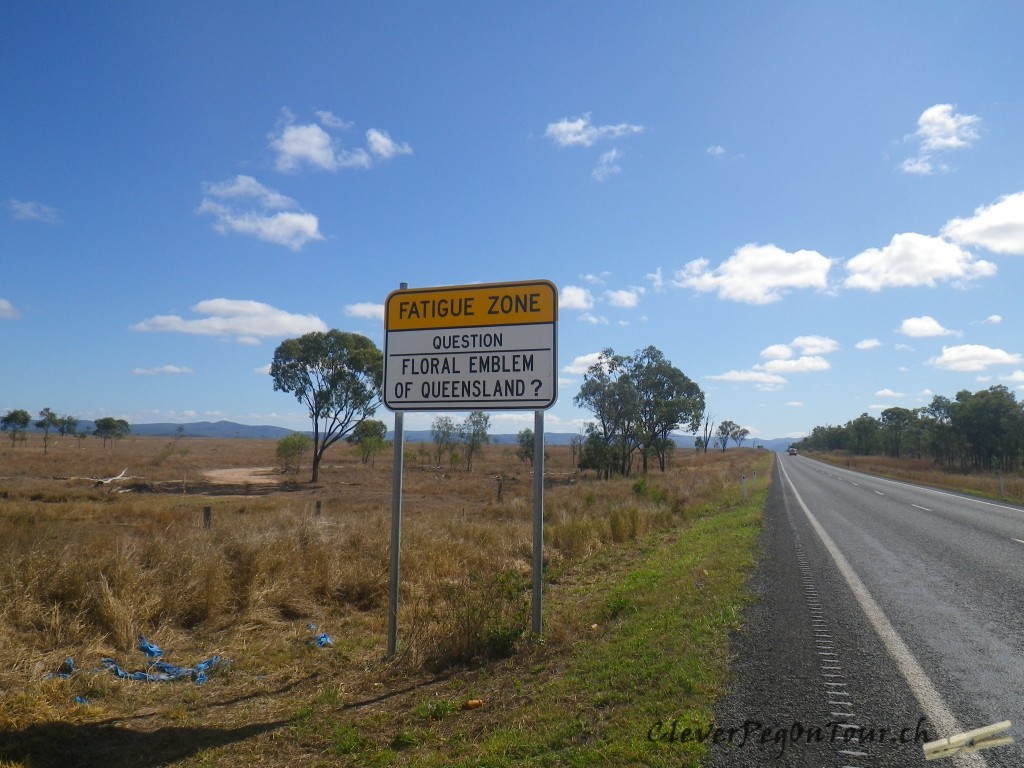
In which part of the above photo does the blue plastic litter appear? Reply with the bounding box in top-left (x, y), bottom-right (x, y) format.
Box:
top-left (44, 640), bottom-right (221, 686)
top-left (101, 655), bottom-right (222, 685)
top-left (47, 657), bottom-right (77, 679)
top-left (73, 695), bottom-right (90, 705)
top-left (311, 632), bottom-right (333, 648)
top-left (137, 635), bottom-right (163, 658)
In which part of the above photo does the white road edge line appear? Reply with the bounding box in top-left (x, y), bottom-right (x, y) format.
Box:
top-left (778, 459), bottom-right (987, 768)
top-left (1013, 538), bottom-right (1024, 545)
top-left (912, 504), bottom-right (932, 512)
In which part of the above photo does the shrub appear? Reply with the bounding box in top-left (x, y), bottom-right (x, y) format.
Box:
top-left (277, 433), bottom-right (312, 475)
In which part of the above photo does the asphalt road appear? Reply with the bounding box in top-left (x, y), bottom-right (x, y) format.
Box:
top-left (704, 455), bottom-right (1023, 768)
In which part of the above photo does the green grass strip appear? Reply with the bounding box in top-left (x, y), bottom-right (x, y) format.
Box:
top-left (418, 461), bottom-right (770, 767)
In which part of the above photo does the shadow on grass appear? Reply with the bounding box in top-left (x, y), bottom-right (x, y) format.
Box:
top-left (0, 718), bottom-right (287, 768)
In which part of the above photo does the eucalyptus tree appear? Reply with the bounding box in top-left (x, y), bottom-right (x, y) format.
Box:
top-left (35, 407), bottom-right (61, 454)
top-left (629, 345), bottom-right (705, 471)
top-left (459, 410), bottom-right (490, 470)
top-left (431, 415), bottom-right (457, 467)
top-left (93, 417), bottom-right (131, 447)
top-left (574, 346), bottom-right (705, 476)
top-left (270, 330), bottom-right (383, 483)
top-left (1, 409), bottom-right (31, 446)
top-left (347, 418), bottom-right (388, 466)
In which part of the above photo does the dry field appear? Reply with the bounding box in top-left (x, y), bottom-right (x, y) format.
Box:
top-left (0, 433), bottom-right (772, 767)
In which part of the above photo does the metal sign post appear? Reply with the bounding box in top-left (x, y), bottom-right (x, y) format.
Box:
top-left (386, 283), bottom-right (408, 660)
top-left (532, 408), bottom-right (544, 635)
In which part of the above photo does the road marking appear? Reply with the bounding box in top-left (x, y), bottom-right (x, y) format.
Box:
top-left (1013, 538), bottom-right (1024, 545)
top-left (874, 490), bottom-right (885, 496)
top-left (778, 459), bottom-right (988, 768)
top-left (913, 504), bottom-right (932, 511)
top-left (807, 457), bottom-right (1024, 515)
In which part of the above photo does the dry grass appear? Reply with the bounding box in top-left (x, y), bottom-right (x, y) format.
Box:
top-left (0, 434), bottom-right (769, 766)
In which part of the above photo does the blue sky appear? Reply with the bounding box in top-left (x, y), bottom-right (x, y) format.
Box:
top-left (4, 1), bottom-right (1024, 441)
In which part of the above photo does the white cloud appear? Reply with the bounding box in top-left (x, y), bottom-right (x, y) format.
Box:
top-left (900, 103), bottom-right (981, 175)
top-left (271, 121), bottom-right (370, 172)
top-left (785, 401), bottom-right (803, 407)
top-left (875, 388), bottom-right (905, 397)
top-left (706, 145), bottom-right (726, 156)
top-left (315, 110), bottom-right (351, 130)
top-left (983, 314), bottom-right (1003, 325)
top-left (269, 110), bottom-right (410, 172)
top-left (915, 103), bottom-right (981, 152)
top-left (198, 175), bottom-right (323, 250)
top-left (843, 232), bottom-right (995, 290)
top-left (899, 315), bottom-right (960, 338)
top-left (366, 128), bottom-right (413, 160)
top-left (645, 267), bottom-right (665, 292)
top-left (928, 344), bottom-right (1023, 371)
top-left (605, 287), bottom-right (644, 308)
top-left (203, 175), bottom-right (297, 209)
top-left (559, 285), bottom-right (594, 310)
top-left (7, 199), bottom-right (61, 223)
top-left (199, 204), bottom-right (322, 251)
top-left (592, 149), bottom-right (623, 181)
top-left (942, 192), bottom-right (1024, 255)
top-left (856, 338), bottom-right (883, 350)
top-left (707, 369), bottom-right (788, 388)
top-left (132, 298), bottom-right (328, 344)
top-left (900, 156), bottom-right (935, 176)
top-left (254, 364), bottom-right (272, 375)
top-left (562, 352), bottom-right (603, 375)
top-left (274, 122), bottom-right (348, 171)
top-left (673, 244), bottom-right (832, 304)
top-left (132, 365), bottom-right (195, 376)
top-left (1000, 370), bottom-right (1024, 384)
top-left (792, 335), bottom-right (839, 355)
top-left (582, 272), bottom-right (610, 285)
top-left (757, 356), bottom-right (830, 374)
top-left (344, 302), bottom-right (385, 321)
top-left (760, 344), bottom-right (793, 360)
top-left (579, 312), bottom-right (609, 325)
top-left (0, 299), bottom-right (18, 319)
top-left (544, 112), bottom-right (644, 148)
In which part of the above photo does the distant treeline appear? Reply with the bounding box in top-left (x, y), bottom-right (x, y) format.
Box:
top-left (795, 385), bottom-right (1024, 473)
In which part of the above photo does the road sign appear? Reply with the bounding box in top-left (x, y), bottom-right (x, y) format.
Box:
top-left (384, 280), bottom-right (557, 411)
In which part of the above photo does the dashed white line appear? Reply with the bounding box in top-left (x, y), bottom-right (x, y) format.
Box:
top-left (1013, 538), bottom-right (1024, 545)
top-left (912, 504), bottom-right (932, 511)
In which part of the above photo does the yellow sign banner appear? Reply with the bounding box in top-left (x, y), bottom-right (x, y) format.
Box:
top-left (386, 280), bottom-right (557, 331)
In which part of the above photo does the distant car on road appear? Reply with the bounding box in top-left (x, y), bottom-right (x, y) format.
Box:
top-left (787, 447), bottom-right (798, 455)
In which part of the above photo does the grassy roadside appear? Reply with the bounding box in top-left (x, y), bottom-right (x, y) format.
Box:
top-left (269, 451), bottom-right (773, 768)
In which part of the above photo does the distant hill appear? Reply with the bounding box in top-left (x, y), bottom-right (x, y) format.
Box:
top-left (38, 420), bottom-right (799, 452)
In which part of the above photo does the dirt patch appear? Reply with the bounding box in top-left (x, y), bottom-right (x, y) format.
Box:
top-left (203, 466), bottom-right (282, 485)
